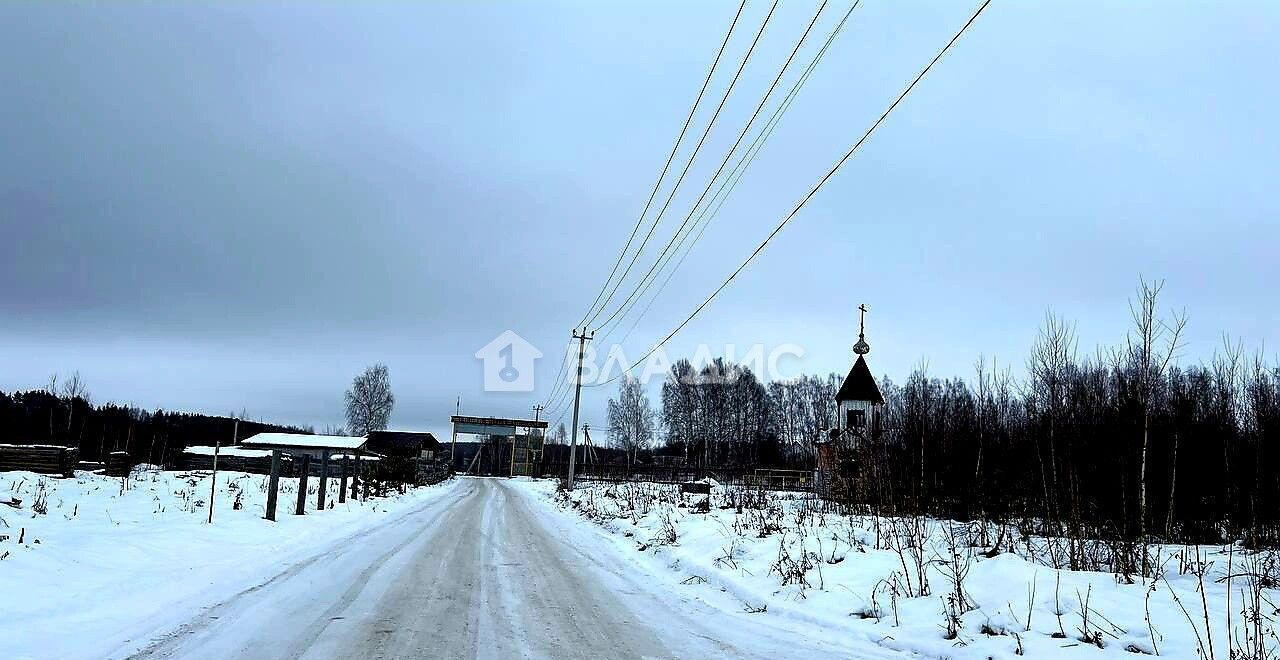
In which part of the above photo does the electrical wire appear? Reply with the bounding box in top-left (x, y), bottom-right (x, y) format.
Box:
top-left (573, 0), bottom-right (748, 329)
top-left (539, 337), bottom-right (575, 409)
top-left (600, 0), bottom-right (861, 345)
top-left (584, 0), bottom-right (780, 329)
top-left (588, 0), bottom-right (993, 388)
top-left (591, 0), bottom-right (830, 334)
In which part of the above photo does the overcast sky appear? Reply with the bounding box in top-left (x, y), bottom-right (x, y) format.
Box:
top-left (2, 1), bottom-right (1277, 440)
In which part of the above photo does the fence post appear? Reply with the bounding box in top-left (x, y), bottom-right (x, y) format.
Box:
top-left (295, 453), bottom-right (311, 515)
top-left (352, 450), bottom-right (362, 500)
top-left (318, 450), bottom-right (329, 511)
top-left (362, 456), bottom-right (371, 501)
top-left (265, 449), bottom-right (281, 521)
top-left (339, 454), bottom-right (349, 503)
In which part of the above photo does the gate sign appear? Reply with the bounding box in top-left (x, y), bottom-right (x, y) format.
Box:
top-left (455, 422), bottom-right (516, 436)
top-left (450, 415), bottom-right (548, 437)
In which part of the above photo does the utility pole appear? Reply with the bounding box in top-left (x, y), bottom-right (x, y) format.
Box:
top-left (530, 404), bottom-right (545, 478)
top-left (450, 394), bottom-right (460, 472)
top-left (567, 327), bottom-right (593, 491)
top-left (582, 423), bottom-right (595, 467)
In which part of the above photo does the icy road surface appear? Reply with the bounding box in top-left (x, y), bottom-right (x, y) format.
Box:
top-left (127, 477), bottom-right (901, 659)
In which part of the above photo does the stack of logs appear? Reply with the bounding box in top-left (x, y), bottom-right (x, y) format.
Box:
top-left (0, 445), bottom-right (80, 477)
top-left (104, 451), bottom-right (133, 477)
top-left (178, 451), bottom-right (287, 476)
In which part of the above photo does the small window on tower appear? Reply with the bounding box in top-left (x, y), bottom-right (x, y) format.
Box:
top-left (847, 409), bottom-right (866, 429)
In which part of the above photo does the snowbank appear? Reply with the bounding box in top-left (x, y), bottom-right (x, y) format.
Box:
top-left (0, 468), bottom-right (460, 659)
top-left (532, 480), bottom-right (1278, 660)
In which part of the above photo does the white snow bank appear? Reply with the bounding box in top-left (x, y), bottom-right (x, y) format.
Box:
top-left (529, 480), bottom-right (1279, 660)
top-left (0, 468), bottom-right (460, 660)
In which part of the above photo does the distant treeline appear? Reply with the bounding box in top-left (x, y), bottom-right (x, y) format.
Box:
top-left (856, 328), bottom-right (1280, 551)
top-left (0, 388), bottom-right (310, 465)
top-left (638, 280), bottom-right (1280, 550)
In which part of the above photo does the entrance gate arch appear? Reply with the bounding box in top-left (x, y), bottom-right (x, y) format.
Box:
top-left (449, 415), bottom-right (548, 477)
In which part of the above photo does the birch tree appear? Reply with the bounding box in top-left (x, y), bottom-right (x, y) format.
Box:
top-left (607, 375), bottom-right (655, 470)
top-left (344, 364), bottom-right (395, 436)
top-left (1127, 277), bottom-right (1185, 574)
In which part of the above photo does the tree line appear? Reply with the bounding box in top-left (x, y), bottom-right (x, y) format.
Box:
top-left (607, 279), bottom-right (1278, 549)
top-left (0, 363), bottom-right (398, 468)
top-left (0, 380), bottom-right (307, 466)
top-left (597, 358), bottom-right (839, 468)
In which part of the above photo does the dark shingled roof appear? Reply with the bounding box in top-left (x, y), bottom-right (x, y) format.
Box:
top-left (366, 431), bottom-right (442, 454)
top-left (835, 355), bottom-right (884, 404)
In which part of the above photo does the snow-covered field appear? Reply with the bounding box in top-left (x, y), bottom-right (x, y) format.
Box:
top-left (543, 479), bottom-right (1279, 660)
top-left (0, 467), bottom-right (460, 659)
top-left (5, 470), bottom-right (1275, 660)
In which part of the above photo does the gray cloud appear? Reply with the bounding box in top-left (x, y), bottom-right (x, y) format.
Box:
top-left (2, 1), bottom-right (1277, 437)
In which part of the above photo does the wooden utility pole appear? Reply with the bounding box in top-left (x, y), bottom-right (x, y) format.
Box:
top-left (567, 327), bottom-right (593, 491)
top-left (582, 424), bottom-right (596, 467)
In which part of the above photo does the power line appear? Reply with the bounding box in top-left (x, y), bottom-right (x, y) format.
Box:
top-left (614, 0), bottom-right (862, 348)
top-left (588, 0), bottom-right (993, 388)
top-left (592, 0), bottom-right (829, 334)
top-left (573, 0), bottom-right (748, 329)
top-left (584, 0), bottom-right (780, 329)
top-left (546, 1), bottom-right (748, 411)
top-left (544, 367), bottom-right (578, 418)
top-left (596, 0), bottom-right (858, 341)
top-left (544, 332), bottom-right (590, 417)
top-left (540, 338), bottom-right (575, 409)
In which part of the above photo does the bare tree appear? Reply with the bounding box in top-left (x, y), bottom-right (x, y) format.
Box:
top-left (60, 370), bottom-right (88, 402)
top-left (1127, 277), bottom-right (1185, 573)
top-left (1026, 311), bottom-right (1077, 534)
top-left (344, 364), bottom-right (395, 436)
top-left (60, 371), bottom-right (89, 441)
top-left (607, 375), bottom-right (655, 471)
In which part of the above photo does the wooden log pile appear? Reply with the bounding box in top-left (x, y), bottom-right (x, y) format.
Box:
top-left (415, 460), bottom-right (452, 486)
top-left (178, 451), bottom-right (287, 476)
top-left (104, 451), bottom-right (134, 477)
top-left (0, 444), bottom-right (80, 477)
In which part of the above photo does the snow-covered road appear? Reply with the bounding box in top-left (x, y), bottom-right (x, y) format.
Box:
top-left (125, 477), bottom-right (901, 659)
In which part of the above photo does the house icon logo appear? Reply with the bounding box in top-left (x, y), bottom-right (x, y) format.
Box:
top-left (475, 330), bottom-right (543, 392)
